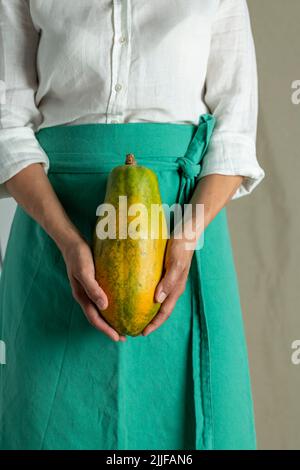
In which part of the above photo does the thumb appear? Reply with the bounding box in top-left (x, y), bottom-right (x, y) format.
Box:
top-left (155, 261), bottom-right (182, 303)
top-left (80, 274), bottom-right (108, 311)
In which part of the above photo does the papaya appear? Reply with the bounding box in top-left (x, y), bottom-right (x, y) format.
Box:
top-left (93, 154), bottom-right (167, 336)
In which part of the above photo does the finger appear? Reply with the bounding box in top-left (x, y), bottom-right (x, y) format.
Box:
top-left (142, 292), bottom-right (179, 336)
top-left (72, 280), bottom-right (124, 342)
top-left (84, 302), bottom-right (121, 341)
top-left (75, 270), bottom-right (108, 310)
top-left (80, 281), bottom-right (126, 340)
top-left (155, 260), bottom-right (186, 303)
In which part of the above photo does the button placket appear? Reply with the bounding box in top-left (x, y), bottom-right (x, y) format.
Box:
top-left (106, 0), bottom-right (132, 124)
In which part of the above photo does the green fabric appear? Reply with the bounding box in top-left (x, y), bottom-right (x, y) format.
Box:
top-left (0, 115), bottom-right (256, 450)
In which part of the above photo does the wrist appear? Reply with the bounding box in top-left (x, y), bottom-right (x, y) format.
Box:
top-left (52, 224), bottom-right (86, 258)
top-left (173, 215), bottom-right (204, 245)
top-left (168, 236), bottom-right (196, 260)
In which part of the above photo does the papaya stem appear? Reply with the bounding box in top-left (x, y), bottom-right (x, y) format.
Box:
top-left (125, 153), bottom-right (136, 165)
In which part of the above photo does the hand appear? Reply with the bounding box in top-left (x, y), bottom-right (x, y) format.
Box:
top-left (142, 237), bottom-right (195, 336)
top-left (61, 236), bottom-right (126, 342)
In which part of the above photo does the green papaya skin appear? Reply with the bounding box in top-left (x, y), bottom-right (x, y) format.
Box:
top-left (93, 154), bottom-right (167, 336)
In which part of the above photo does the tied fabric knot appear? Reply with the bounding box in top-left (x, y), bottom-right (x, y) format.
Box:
top-left (176, 114), bottom-right (216, 205)
top-left (177, 157), bottom-right (201, 179)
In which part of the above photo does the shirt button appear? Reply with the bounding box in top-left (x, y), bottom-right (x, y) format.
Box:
top-left (115, 83), bottom-right (122, 92)
top-left (119, 35), bottom-right (127, 44)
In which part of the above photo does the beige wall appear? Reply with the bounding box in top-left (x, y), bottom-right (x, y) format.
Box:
top-left (228, 0), bottom-right (300, 450)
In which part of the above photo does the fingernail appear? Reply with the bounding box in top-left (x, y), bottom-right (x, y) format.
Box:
top-left (157, 291), bottom-right (167, 303)
top-left (97, 299), bottom-right (106, 310)
top-left (143, 328), bottom-right (152, 336)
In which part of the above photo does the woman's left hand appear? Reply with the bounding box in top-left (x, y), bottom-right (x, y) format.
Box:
top-left (142, 237), bottom-right (195, 336)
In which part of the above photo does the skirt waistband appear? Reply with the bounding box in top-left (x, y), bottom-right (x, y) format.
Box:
top-left (35, 115), bottom-right (216, 176)
top-left (36, 121), bottom-right (198, 173)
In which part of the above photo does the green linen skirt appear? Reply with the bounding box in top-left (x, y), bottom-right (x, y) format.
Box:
top-left (0, 115), bottom-right (256, 450)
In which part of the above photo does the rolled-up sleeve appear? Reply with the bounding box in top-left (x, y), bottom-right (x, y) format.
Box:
top-left (200, 0), bottom-right (265, 199)
top-left (0, 0), bottom-right (49, 199)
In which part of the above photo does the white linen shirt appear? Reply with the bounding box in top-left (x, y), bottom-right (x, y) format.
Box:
top-left (0, 0), bottom-right (265, 199)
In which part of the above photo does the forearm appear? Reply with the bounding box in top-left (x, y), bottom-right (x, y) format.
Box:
top-left (182, 174), bottom-right (244, 243)
top-left (5, 163), bottom-right (122, 339)
top-left (193, 174), bottom-right (243, 227)
top-left (5, 163), bottom-right (84, 253)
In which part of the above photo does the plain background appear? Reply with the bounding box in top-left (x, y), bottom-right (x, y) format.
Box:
top-left (228, 0), bottom-right (300, 450)
top-left (0, 0), bottom-right (299, 450)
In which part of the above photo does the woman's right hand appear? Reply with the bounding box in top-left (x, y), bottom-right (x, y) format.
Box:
top-left (61, 237), bottom-right (126, 342)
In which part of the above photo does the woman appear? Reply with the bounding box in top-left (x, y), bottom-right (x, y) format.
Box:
top-left (0, 0), bottom-right (265, 450)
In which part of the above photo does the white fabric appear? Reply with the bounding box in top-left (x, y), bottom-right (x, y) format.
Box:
top-left (0, 0), bottom-right (265, 199)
